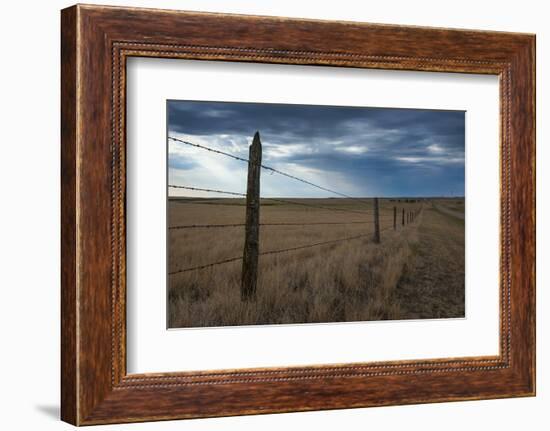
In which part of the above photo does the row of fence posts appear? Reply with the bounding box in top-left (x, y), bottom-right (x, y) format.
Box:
top-left (240, 132), bottom-right (421, 301)
top-left (373, 198), bottom-right (420, 244)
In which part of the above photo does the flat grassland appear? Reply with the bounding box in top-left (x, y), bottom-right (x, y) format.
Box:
top-left (168, 198), bottom-right (465, 328)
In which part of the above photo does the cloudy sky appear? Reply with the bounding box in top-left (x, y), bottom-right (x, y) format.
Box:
top-left (167, 100), bottom-right (465, 198)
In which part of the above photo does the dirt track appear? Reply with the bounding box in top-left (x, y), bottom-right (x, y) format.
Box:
top-left (394, 206), bottom-right (465, 319)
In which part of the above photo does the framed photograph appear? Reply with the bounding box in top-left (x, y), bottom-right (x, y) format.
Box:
top-left (61, 4), bottom-right (535, 425)
top-left (164, 101), bottom-right (466, 329)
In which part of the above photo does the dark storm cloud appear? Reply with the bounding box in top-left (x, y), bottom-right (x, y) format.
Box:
top-left (167, 100), bottom-right (465, 197)
top-left (169, 101), bottom-right (463, 144)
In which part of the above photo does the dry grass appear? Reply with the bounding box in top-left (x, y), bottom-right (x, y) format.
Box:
top-left (167, 198), bottom-right (464, 328)
top-left (395, 203), bottom-right (465, 318)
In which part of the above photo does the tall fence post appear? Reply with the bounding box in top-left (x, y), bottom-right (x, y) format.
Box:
top-left (393, 206), bottom-right (397, 230)
top-left (373, 197), bottom-right (380, 243)
top-left (241, 131), bottom-right (262, 301)
top-left (402, 208), bottom-right (405, 226)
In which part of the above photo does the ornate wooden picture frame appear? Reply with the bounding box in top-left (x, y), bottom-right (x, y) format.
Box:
top-left (61, 4), bottom-right (535, 425)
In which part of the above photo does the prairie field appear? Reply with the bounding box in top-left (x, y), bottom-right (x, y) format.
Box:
top-left (168, 197), bottom-right (465, 328)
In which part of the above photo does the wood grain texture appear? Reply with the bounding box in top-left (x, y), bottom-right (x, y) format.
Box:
top-left (60, 4), bottom-right (535, 425)
top-left (60, 5), bottom-right (78, 425)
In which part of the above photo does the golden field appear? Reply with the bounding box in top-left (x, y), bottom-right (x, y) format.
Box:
top-left (168, 198), bottom-right (465, 328)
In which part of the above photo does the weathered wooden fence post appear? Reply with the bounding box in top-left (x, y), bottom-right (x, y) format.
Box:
top-left (241, 131), bottom-right (262, 301)
top-left (393, 206), bottom-right (397, 230)
top-left (402, 208), bottom-right (405, 226)
top-left (373, 197), bottom-right (380, 243)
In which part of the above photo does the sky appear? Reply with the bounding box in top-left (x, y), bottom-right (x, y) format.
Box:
top-left (167, 100), bottom-right (465, 198)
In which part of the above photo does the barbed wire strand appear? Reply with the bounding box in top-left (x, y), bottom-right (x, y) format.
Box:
top-left (168, 136), bottom-right (374, 207)
top-left (168, 256), bottom-right (243, 275)
top-left (168, 225), bottom-right (394, 275)
top-left (171, 199), bottom-right (246, 207)
top-left (170, 223), bottom-right (245, 230)
top-left (260, 196), bottom-right (374, 215)
top-left (168, 185), bottom-right (376, 216)
top-left (168, 184), bottom-right (246, 197)
top-left (169, 219), bottom-right (395, 230)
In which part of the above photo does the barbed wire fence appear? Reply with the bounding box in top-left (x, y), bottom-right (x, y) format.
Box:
top-left (168, 132), bottom-right (422, 300)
